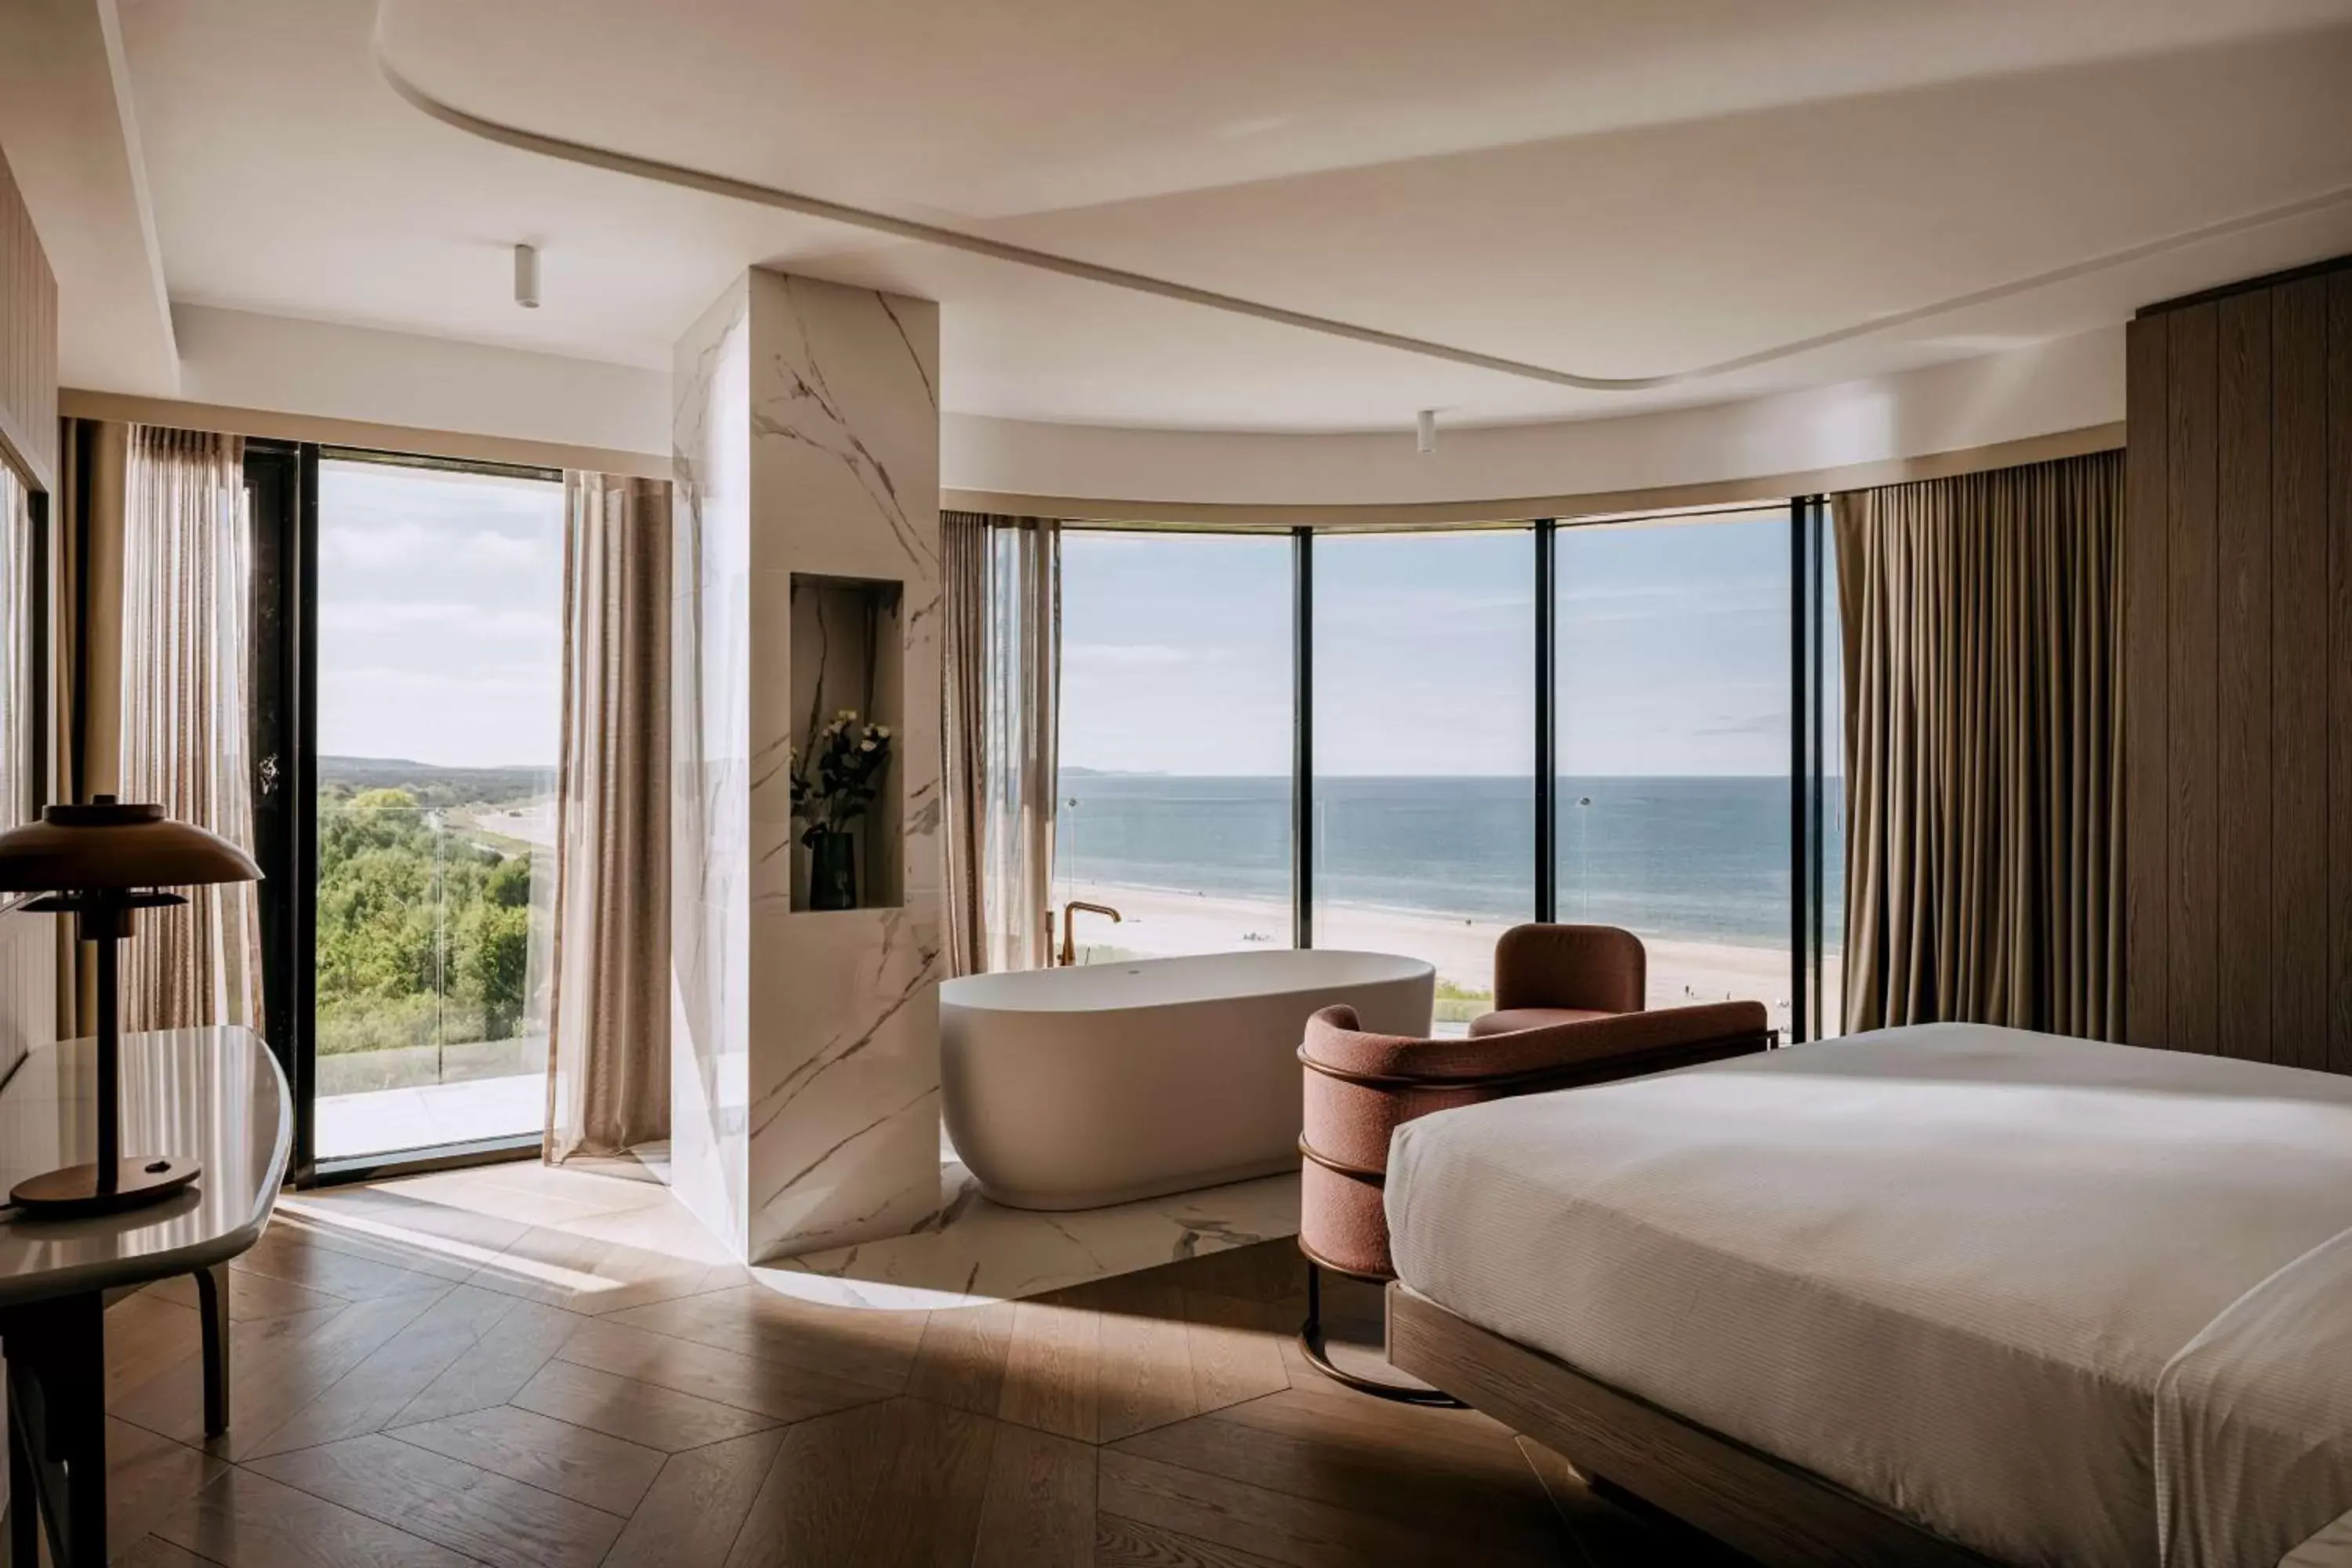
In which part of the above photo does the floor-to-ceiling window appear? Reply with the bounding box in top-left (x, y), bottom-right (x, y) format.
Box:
top-left (311, 454), bottom-right (564, 1160)
top-left (1554, 510), bottom-right (1792, 1028)
top-left (1313, 529), bottom-right (1536, 1028)
top-left (1054, 530), bottom-right (1294, 962)
top-left (1049, 508), bottom-right (1842, 1042)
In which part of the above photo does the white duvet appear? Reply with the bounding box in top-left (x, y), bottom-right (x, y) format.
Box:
top-left (1385, 1023), bottom-right (2352, 1568)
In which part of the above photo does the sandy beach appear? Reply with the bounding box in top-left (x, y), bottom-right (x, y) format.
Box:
top-left (1059, 878), bottom-right (1841, 1033)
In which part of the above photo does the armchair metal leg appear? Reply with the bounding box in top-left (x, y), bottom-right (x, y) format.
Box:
top-left (1296, 1258), bottom-right (1464, 1408)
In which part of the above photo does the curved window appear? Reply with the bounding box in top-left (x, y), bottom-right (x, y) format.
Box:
top-left (1051, 507), bottom-right (1837, 1043)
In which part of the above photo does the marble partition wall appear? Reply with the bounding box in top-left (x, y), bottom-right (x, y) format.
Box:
top-left (671, 268), bottom-right (944, 1264)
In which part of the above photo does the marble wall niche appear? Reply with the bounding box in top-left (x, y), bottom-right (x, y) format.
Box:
top-left (671, 267), bottom-right (943, 1264)
top-left (786, 574), bottom-right (906, 911)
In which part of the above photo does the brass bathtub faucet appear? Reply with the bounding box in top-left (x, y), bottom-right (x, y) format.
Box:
top-left (1058, 900), bottom-right (1123, 966)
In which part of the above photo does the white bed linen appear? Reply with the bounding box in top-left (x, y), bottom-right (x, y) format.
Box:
top-left (1385, 1023), bottom-right (2352, 1568)
top-left (2159, 1224), bottom-right (2352, 1566)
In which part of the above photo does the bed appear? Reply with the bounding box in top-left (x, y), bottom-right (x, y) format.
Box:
top-left (1381, 1022), bottom-right (2352, 1568)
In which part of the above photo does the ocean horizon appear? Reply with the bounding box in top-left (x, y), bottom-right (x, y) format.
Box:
top-left (1056, 772), bottom-right (1842, 949)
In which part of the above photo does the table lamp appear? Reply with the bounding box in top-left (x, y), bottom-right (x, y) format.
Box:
top-left (0, 796), bottom-right (261, 1216)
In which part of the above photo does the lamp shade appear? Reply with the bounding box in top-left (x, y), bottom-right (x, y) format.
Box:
top-left (0, 798), bottom-right (260, 893)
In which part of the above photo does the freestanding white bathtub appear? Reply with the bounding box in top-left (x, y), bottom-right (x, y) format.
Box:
top-left (941, 949), bottom-right (1434, 1210)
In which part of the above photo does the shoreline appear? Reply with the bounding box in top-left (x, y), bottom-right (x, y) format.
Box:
top-left (1058, 878), bottom-right (1840, 1027)
top-left (1061, 870), bottom-right (1791, 951)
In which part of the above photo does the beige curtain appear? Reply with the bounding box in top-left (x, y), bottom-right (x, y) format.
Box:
top-left (545, 472), bottom-right (673, 1162)
top-left (0, 463), bottom-right (43, 1081)
top-left (940, 512), bottom-right (1061, 974)
top-left (52, 418), bottom-right (129, 1038)
top-left (985, 517), bottom-right (1062, 971)
top-left (116, 424), bottom-right (262, 1033)
top-left (1836, 449), bottom-right (2125, 1040)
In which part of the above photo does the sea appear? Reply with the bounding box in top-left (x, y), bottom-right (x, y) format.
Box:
top-left (1055, 774), bottom-right (1843, 949)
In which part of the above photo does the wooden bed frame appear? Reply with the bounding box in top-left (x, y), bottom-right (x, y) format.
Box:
top-left (1385, 1284), bottom-right (2003, 1568)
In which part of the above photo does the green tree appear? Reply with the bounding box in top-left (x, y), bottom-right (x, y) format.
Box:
top-left (467, 851), bottom-right (535, 1036)
top-left (314, 788), bottom-right (536, 1054)
top-left (484, 851), bottom-right (532, 910)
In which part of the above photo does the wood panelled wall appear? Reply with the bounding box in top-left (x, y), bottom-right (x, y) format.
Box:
top-left (0, 140), bottom-right (58, 491)
top-left (2125, 256), bottom-right (2352, 1067)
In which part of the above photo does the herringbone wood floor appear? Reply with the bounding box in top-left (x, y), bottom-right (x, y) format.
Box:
top-left (2, 1163), bottom-right (1742, 1566)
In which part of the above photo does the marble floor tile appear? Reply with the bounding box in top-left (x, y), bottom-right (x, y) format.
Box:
top-left (765, 1163), bottom-right (1301, 1309)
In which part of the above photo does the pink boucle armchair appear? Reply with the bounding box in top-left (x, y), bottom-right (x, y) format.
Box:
top-left (1471, 922), bottom-right (1648, 1036)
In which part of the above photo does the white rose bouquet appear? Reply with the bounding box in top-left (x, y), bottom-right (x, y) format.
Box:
top-left (788, 709), bottom-right (894, 848)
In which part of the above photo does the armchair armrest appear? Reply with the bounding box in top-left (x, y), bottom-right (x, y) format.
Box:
top-left (1467, 1001), bottom-right (1773, 1092)
top-left (1302, 1000), bottom-right (1769, 1091)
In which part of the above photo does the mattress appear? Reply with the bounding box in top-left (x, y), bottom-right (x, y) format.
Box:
top-left (1385, 1023), bottom-right (2352, 1568)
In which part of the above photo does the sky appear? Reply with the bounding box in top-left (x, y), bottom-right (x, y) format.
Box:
top-left (316, 459), bottom-right (564, 769)
top-left (1058, 511), bottom-right (1806, 778)
top-left (314, 475), bottom-right (1812, 779)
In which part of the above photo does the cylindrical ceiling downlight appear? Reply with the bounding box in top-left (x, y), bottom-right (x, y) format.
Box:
top-left (514, 243), bottom-right (541, 309)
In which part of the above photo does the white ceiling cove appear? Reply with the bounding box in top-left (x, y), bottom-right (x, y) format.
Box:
top-left (64, 0), bottom-right (2352, 429)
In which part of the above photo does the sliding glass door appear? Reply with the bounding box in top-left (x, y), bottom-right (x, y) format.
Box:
top-left (309, 454), bottom-right (564, 1163)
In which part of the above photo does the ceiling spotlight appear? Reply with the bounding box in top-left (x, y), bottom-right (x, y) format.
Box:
top-left (1416, 408), bottom-right (1437, 454)
top-left (514, 243), bottom-right (541, 309)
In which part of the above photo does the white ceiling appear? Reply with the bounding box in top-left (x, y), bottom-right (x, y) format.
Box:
top-left (0, 0), bottom-right (178, 395)
top-left (46, 0), bottom-right (2352, 430)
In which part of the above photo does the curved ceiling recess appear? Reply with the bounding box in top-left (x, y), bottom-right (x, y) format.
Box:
top-left (373, 21), bottom-right (2352, 398)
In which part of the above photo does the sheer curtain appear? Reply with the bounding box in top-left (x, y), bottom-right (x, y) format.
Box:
top-left (0, 464), bottom-right (28, 829)
top-left (940, 513), bottom-right (987, 975)
top-left (545, 472), bottom-right (673, 1162)
top-left (116, 425), bottom-right (262, 1033)
top-left (1835, 450), bottom-right (2125, 1040)
top-left (940, 512), bottom-right (1061, 975)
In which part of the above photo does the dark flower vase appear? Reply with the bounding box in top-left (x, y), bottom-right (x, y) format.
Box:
top-left (808, 829), bottom-right (857, 911)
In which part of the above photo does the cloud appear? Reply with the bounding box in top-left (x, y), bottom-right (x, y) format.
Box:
top-left (329, 665), bottom-right (559, 699)
top-left (1697, 712), bottom-right (1794, 737)
top-left (1068, 643), bottom-right (1196, 667)
top-left (324, 521), bottom-right (433, 569)
top-left (462, 532), bottom-right (551, 568)
top-left (325, 601), bottom-right (558, 640)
